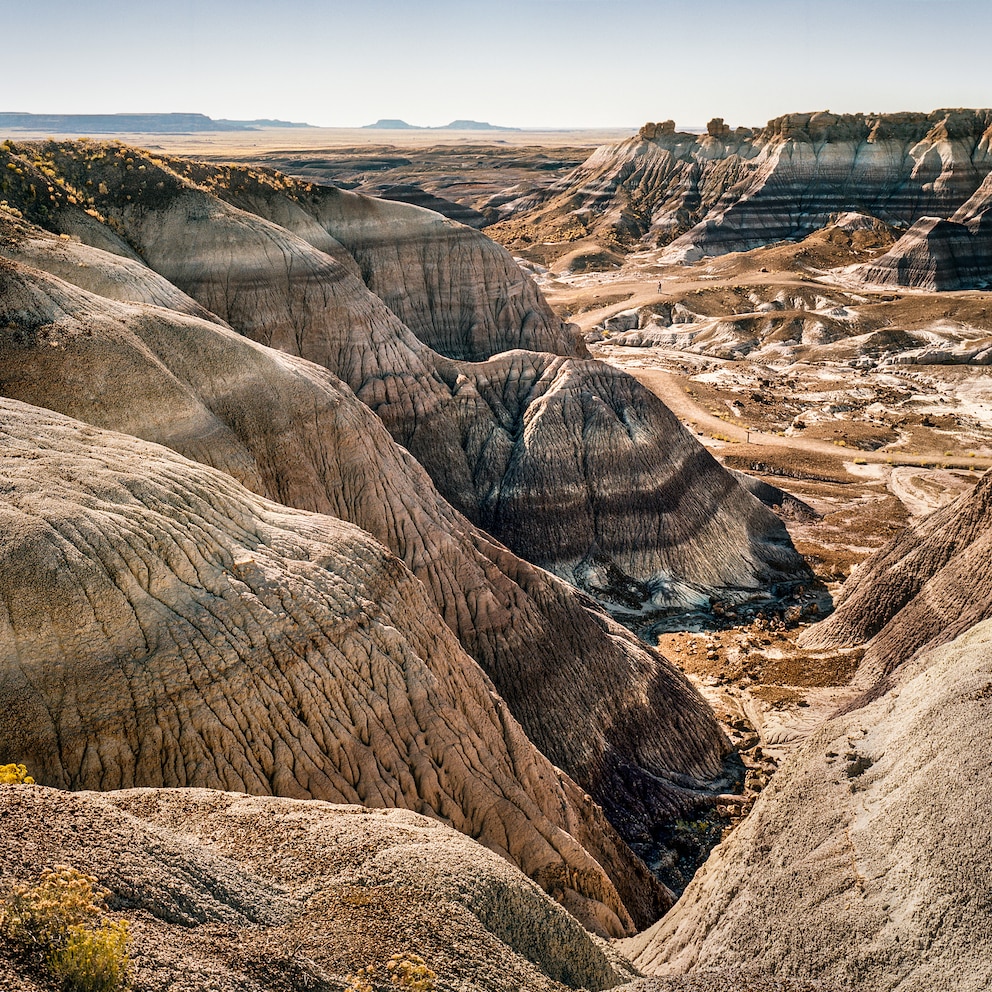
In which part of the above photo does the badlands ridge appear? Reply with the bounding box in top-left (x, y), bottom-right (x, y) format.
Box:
top-left (1, 117), bottom-right (991, 992)
top-left (494, 110), bottom-right (992, 284)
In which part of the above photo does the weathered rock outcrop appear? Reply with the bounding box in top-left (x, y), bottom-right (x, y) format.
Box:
top-left (499, 110), bottom-right (992, 261)
top-left (0, 255), bottom-right (731, 909)
top-left (306, 185), bottom-right (583, 360)
top-left (625, 615), bottom-right (992, 992)
top-left (0, 786), bottom-right (636, 992)
top-left (0, 399), bottom-right (664, 936)
top-left (799, 470), bottom-right (992, 698)
top-left (0, 213), bottom-right (224, 321)
top-left (857, 171), bottom-right (992, 290)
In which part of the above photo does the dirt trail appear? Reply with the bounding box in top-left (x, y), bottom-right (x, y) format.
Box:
top-left (546, 271), bottom-right (815, 333)
top-left (630, 367), bottom-right (992, 471)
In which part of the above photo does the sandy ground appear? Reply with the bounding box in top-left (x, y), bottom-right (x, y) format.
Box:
top-left (0, 126), bottom-right (634, 155)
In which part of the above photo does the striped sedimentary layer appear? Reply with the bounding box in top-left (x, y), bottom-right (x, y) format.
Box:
top-left (499, 109), bottom-right (992, 261)
top-left (857, 170), bottom-right (992, 290)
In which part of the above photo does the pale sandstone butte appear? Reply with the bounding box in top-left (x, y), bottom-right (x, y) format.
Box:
top-left (0, 253), bottom-right (728, 918)
top-left (502, 109), bottom-right (992, 261)
top-left (0, 398), bottom-right (660, 937)
top-left (0, 786), bottom-right (636, 991)
top-left (624, 617), bottom-right (992, 992)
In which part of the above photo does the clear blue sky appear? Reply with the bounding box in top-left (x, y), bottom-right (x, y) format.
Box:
top-left (2, 0), bottom-right (989, 128)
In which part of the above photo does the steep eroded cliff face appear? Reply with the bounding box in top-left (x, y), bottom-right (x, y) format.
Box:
top-left (0, 399), bottom-right (664, 936)
top-left (857, 170), bottom-right (992, 290)
top-left (496, 109), bottom-right (992, 262)
top-left (0, 255), bottom-right (723, 924)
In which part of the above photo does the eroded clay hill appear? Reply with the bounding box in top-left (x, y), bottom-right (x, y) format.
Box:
top-left (0, 139), bottom-right (820, 929)
top-left (0, 785), bottom-right (637, 992)
top-left (625, 615), bottom-right (992, 992)
top-left (0, 252), bottom-right (732, 908)
top-left (491, 110), bottom-right (992, 263)
top-left (799, 469), bottom-right (992, 699)
top-left (0, 139), bottom-right (811, 624)
top-left (0, 399), bottom-right (669, 936)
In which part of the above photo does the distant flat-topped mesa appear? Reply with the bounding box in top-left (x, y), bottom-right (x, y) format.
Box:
top-left (362, 118), bottom-right (421, 129)
top-left (0, 112), bottom-right (311, 133)
top-left (441, 119), bottom-right (521, 131)
top-left (497, 108), bottom-right (992, 264)
top-left (361, 118), bottom-right (520, 130)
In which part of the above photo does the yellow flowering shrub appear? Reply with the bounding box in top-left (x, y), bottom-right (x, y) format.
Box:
top-left (0, 866), bottom-right (101, 948)
top-left (386, 952), bottom-right (436, 991)
top-left (0, 866), bottom-right (131, 991)
top-left (346, 952), bottom-right (436, 992)
top-left (47, 919), bottom-right (131, 992)
top-left (0, 762), bottom-right (34, 784)
top-left (345, 965), bottom-right (376, 992)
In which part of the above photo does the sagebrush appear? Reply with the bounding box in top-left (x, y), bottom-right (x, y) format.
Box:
top-left (346, 952), bottom-right (436, 992)
top-left (0, 865), bottom-right (131, 991)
